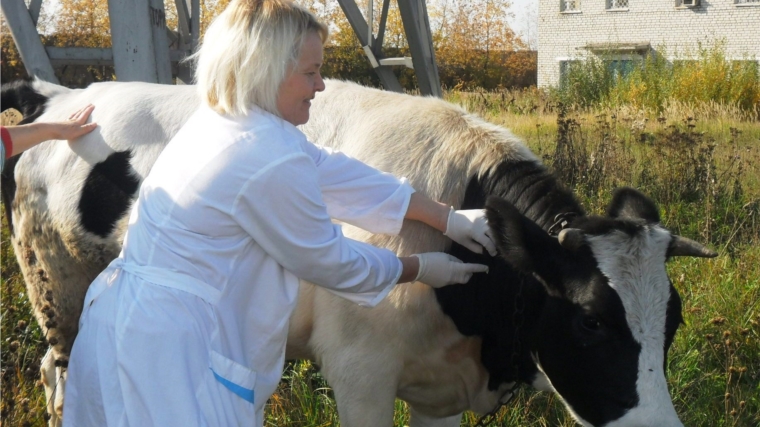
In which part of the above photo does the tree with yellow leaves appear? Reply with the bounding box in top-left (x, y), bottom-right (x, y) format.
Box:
top-left (431, 0), bottom-right (533, 89)
top-left (1, 0), bottom-right (231, 85)
top-left (2, 0), bottom-right (536, 89)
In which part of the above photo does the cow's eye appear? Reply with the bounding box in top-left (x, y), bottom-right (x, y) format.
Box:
top-left (581, 316), bottom-right (601, 332)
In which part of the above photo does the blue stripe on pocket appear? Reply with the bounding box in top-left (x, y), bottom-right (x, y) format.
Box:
top-left (211, 369), bottom-right (255, 404)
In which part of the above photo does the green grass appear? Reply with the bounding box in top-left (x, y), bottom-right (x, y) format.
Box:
top-left (667, 251), bottom-right (760, 426)
top-left (2, 93), bottom-right (759, 426)
top-left (1, 207), bottom-right (51, 426)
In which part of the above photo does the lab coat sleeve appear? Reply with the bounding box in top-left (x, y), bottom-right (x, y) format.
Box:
top-left (231, 153), bottom-right (400, 307)
top-left (302, 141), bottom-right (414, 236)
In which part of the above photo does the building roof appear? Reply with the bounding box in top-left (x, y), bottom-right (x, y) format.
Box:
top-left (578, 42), bottom-right (651, 53)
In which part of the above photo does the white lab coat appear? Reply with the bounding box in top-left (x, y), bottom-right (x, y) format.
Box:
top-left (63, 105), bottom-right (414, 427)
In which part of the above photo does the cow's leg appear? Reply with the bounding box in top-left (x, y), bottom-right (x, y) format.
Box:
top-left (40, 348), bottom-right (63, 427)
top-left (330, 379), bottom-right (397, 427)
top-left (54, 367), bottom-right (66, 425)
top-left (408, 407), bottom-right (462, 427)
top-left (320, 352), bottom-right (399, 427)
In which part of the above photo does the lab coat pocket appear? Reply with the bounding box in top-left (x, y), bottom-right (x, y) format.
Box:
top-left (197, 350), bottom-right (258, 426)
top-left (208, 350), bottom-right (257, 405)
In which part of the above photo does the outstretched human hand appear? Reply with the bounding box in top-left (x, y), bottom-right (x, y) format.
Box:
top-left (50, 104), bottom-right (98, 141)
top-left (412, 252), bottom-right (488, 288)
top-left (2, 104), bottom-right (97, 160)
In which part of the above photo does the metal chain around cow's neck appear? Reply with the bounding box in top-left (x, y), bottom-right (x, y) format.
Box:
top-left (471, 212), bottom-right (573, 426)
top-left (548, 211), bottom-right (579, 236)
top-left (471, 274), bottom-right (526, 427)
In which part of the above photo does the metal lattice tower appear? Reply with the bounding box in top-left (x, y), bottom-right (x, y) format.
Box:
top-left (1, 0), bottom-right (441, 96)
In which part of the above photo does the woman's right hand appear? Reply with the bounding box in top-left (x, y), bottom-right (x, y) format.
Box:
top-left (410, 252), bottom-right (488, 288)
top-left (53, 104), bottom-right (97, 141)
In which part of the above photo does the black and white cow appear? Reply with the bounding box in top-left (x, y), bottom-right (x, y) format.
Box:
top-left (1, 78), bottom-right (715, 427)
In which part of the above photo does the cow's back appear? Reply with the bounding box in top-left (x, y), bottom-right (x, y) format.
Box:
top-left (302, 80), bottom-right (537, 255)
top-left (10, 81), bottom-right (198, 357)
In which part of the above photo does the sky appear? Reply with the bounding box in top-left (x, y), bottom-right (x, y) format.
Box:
top-left (506, 0), bottom-right (539, 49)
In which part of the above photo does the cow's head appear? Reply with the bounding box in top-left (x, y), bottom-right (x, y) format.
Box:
top-left (485, 187), bottom-right (715, 427)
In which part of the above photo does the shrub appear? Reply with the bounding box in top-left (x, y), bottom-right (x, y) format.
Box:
top-left (552, 40), bottom-right (760, 119)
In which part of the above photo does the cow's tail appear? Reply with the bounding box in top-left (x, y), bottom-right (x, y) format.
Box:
top-left (1, 78), bottom-right (68, 233)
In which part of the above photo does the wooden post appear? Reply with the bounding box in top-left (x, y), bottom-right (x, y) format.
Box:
top-left (174, 0), bottom-right (199, 84)
top-left (107, 0), bottom-right (169, 83)
top-left (149, 0), bottom-right (172, 84)
top-left (375, 0), bottom-right (390, 51)
top-left (336, 0), bottom-right (403, 93)
top-left (175, 0), bottom-right (191, 48)
top-left (46, 47), bottom-right (113, 66)
top-left (1, 0), bottom-right (58, 83)
top-left (396, 0), bottom-right (442, 97)
top-left (28, 0), bottom-right (42, 25)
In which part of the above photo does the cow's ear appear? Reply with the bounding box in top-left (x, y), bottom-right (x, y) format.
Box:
top-left (606, 187), bottom-right (660, 223)
top-left (485, 196), bottom-right (565, 290)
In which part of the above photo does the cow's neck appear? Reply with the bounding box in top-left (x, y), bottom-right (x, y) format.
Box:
top-left (468, 160), bottom-right (585, 230)
top-left (436, 158), bottom-right (584, 390)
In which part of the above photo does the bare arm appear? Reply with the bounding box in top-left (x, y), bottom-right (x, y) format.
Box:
top-left (5, 105), bottom-right (96, 156)
top-left (404, 192), bottom-right (497, 256)
top-left (404, 192), bottom-right (450, 232)
top-left (398, 256), bottom-right (421, 283)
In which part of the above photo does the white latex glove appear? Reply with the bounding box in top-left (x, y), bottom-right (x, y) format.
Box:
top-left (412, 252), bottom-right (489, 288)
top-left (443, 208), bottom-right (497, 256)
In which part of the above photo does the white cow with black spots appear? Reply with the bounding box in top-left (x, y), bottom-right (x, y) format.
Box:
top-left (2, 78), bottom-right (716, 427)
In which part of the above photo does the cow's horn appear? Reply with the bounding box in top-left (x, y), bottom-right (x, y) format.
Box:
top-left (558, 228), bottom-right (585, 251)
top-left (669, 236), bottom-right (718, 258)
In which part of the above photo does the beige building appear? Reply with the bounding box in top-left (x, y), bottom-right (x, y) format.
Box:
top-left (537, 0), bottom-right (760, 87)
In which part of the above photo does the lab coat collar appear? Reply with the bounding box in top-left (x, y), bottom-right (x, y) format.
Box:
top-left (208, 105), bottom-right (307, 143)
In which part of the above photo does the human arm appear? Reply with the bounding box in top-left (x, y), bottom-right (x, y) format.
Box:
top-left (302, 141), bottom-right (414, 235)
top-left (403, 192), bottom-right (449, 233)
top-left (405, 192), bottom-right (497, 256)
top-left (234, 153), bottom-right (486, 305)
top-left (1, 104), bottom-right (96, 158)
top-left (304, 142), bottom-right (496, 255)
top-left (399, 253), bottom-right (488, 287)
top-left (398, 256), bottom-right (420, 284)
top-left (234, 153), bottom-right (405, 306)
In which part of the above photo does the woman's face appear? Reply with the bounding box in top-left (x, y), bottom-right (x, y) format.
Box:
top-left (277, 32), bottom-right (325, 126)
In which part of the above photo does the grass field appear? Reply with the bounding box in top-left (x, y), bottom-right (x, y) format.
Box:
top-left (1, 94), bottom-right (758, 426)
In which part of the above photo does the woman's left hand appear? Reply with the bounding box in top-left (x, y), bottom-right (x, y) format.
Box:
top-left (443, 209), bottom-right (497, 256)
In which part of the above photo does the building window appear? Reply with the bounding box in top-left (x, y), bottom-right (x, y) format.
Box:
top-left (561, 0), bottom-right (581, 12)
top-left (607, 0), bottom-right (629, 9)
top-left (676, 0), bottom-right (700, 7)
top-left (606, 59), bottom-right (636, 79)
top-left (559, 60), bottom-right (581, 88)
top-left (735, 0), bottom-right (760, 4)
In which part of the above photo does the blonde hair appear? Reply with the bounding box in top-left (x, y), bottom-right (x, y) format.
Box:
top-left (194, 0), bottom-right (328, 117)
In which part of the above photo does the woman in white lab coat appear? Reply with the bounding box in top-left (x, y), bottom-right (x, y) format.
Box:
top-left (63, 1), bottom-right (494, 426)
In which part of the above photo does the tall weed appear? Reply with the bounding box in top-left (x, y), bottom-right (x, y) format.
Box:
top-left (545, 105), bottom-right (757, 251)
top-left (553, 41), bottom-right (760, 119)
